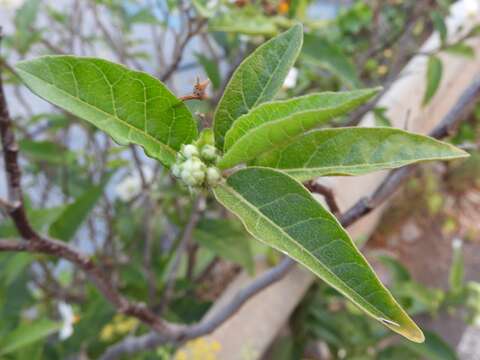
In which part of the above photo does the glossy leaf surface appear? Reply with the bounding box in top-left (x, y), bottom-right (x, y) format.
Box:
top-left (213, 24), bottom-right (303, 149)
top-left (254, 127), bottom-right (468, 181)
top-left (214, 167), bottom-right (424, 342)
top-left (219, 89), bottom-right (379, 169)
top-left (16, 56), bottom-right (198, 166)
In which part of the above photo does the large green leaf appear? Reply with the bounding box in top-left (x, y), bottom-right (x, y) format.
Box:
top-left (15, 56), bottom-right (198, 167)
top-left (213, 24), bottom-right (303, 149)
top-left (48, 176), bottom-right (111, 241)
top-left (254, 127), bottom-right (468, 181)
top-left (302, 34), bottom-right (360, 88)
top-left (0, 319), bottom-right (61, 356)
top-left (194, 219), bottom-right (255, 274)
top-left (214, 167), bottom-right (424, 342)
top-left (219, 89), bottom-right (379, 169)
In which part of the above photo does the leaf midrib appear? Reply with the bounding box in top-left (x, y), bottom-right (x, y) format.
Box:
top-left (218, 179), bottom-right (392, 322)
top-left (16, 67), bottom-right (177, 158)
top-left (276, 154), bottom-right (467, 174)
top-left (223, 102), bottom-right (362, 161)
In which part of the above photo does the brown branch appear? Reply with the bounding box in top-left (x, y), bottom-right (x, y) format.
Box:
top-left (0, 29), bottom-right (184, 336)
top-left (161, 19), bottom-right (207, 82)
top-left (304, 181), bottom-right (341, 216)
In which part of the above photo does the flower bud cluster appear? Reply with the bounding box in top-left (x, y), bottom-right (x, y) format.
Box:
top-left (172, 143), bottom-right (222, 188)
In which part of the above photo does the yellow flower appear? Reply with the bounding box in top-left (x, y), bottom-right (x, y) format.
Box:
top-left (100, 324), bottom-right (115, 342)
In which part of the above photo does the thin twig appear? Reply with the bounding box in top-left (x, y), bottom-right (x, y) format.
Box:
top-left (304, 182), bottom-right (341, 216)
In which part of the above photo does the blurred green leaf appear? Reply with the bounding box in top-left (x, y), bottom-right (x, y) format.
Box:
top-left (192, 0), bottom-right (219, 18)
top-left (48, 175), bottom-right (111, 241)
top-left (373, 107), bottom-right (392, 127)
top-left (377, 254), bottom-right (411, 284)
top-left (195, 53), bottom-right (221, 90)
top-left (0, 206), bottom-right (65, 237)
top-left (404, 330), bottom-right (457, 360)
top-left (302, 34), bottom-right (360, 88)
top-left (431, 12), bottom-right (447, 44)
top-left (209, 9), bottom-right (278, 35)
top-left (449, 240), bottom-right (464, 295)
top-left (444, 43), bottom-right (475, 58)
top-left (0, 253), bottom-right (33, 287)
top-left (14, 0), bottom-right (41, 54)
top-left (194, 219), bottom-right (255, 274)
top-left (423, 56), bottom-right (443, 105)
top-left (19, 139), bottom-right (76, 165)
top-left (0, 319), bottom-right (61, 356)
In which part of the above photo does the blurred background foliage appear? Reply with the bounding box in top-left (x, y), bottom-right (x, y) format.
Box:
top-left (0, 0), bottom-right (479, 359)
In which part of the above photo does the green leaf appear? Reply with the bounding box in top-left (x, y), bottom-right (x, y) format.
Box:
top-left (403, 330), bottom-right (457, 360)
top-left (195, 53), bottom-right (221, 90)
top-left (377, 254), bottom-right (411, 284)
top-left (444, 43), bottom-right (475, 58)
top-left (431, 12), bottom-right (447, 45)
top-left (302, 34), bottom-right (360, 88)
top-left (219, 89), bottom-right (379, 169)
top-left (194, 219), bottom-right (255, 274)
top-left (213, 24), bottom-right (303, 149)
top-left (192, 0), bottom-right (220, 18)
top-left (15, 56), bottom-right (198, 167)
top-left (13, 0), bottom-right (41, 54)
top-left (0, 206), bottom-right (65, 237)
top-left (0, 319), bottom-right (61, 356)
top-left (209, 10), bottom-right (278, 35)
top-left (254, 127), bottom-right (468, 181)
top-left (423, 56), bottom-right (443, 106)
top-left (449, 240), bottom-right (464, 294)
top-left (373, 107), bottom-right (392, 127)
top-left (213, 167), bottom-right (424, 342)
top-left (48, 176), bottom-right (111, 241)
top-left (19, 139), bottom-right (76, 165)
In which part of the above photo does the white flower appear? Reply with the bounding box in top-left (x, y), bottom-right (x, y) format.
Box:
top-left (115, 166), bottom-right (154, 202)
top-left (0, 0), bottom-right (24, 10)
top-left (115, 176), bottom-right (141, 202)
top-left (452, 237), bottom-right (463, 250)
top-left (451, 0), bottom-right (480, 20)
top-left (58, 302), bottom-right (74, 340)
top-left (283, 67), bottom-right (299, 89)
top-left (206, 0), bottom-right (219, 10)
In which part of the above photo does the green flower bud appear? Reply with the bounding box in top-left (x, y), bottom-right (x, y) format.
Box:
top-left (181, 144), bottom-right (199, 158)
top-left (171, 163), bottom-right (182, 177)
top-left (181, 169), bottom-right (197, 186)
top-left (206, 167), bottom-right (221, 186)
top-left (201, 145), bottom-right (217, 161)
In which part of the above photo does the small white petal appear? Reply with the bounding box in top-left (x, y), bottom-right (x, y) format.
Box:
top-left (283, 68), bottom-right (299, 89)
top-left (452, 237), bottom-right (463, 250)
top-left (58, 302), bottom-right (74, 340)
